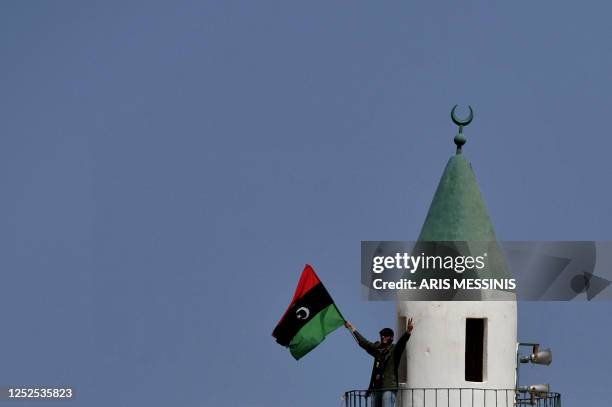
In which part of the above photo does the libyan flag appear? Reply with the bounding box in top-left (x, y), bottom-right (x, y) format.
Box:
top-left (272, 264), bottom-right (345, 360)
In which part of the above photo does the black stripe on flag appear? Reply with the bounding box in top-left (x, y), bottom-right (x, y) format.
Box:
top-left (272, 283), bottom-right (333, 346)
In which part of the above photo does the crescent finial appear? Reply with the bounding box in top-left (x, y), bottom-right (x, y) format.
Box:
top-left (451, 105), bottom-right (474, 127)
top-left (450, 105), bottom-right (474, 154)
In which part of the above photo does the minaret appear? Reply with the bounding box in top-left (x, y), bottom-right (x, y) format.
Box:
top-left (396, 106), bottom-right (517, 406)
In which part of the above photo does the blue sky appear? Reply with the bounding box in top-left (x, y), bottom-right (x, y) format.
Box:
top-left (1, 2), bottom-right (611, 406)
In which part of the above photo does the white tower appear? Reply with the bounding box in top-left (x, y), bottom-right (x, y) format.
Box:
top-left (396, 113), bottom-right (517, 407)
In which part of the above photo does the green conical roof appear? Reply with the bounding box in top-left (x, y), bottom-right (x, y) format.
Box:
top-left (418, 154), bottom-right (497, 242)
top-left (413, 148), bottom-right (514, 290)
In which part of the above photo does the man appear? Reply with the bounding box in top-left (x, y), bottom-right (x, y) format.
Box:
top-left (344, 318), bottom-right (414, 407)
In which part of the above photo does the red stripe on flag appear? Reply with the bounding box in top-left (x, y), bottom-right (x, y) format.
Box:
top-left (275, 264), bottom-right (321, 326)
top-left (290, 264), bottom-right (321, 302)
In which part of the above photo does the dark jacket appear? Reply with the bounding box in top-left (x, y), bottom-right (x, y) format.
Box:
top-left (353, 330), bottom-right (410, 390)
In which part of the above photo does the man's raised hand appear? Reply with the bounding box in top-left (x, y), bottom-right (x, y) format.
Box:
top-left (344, 321), bottom-right (355, 332)
top-left (407, 317), bottom-right (414, 334)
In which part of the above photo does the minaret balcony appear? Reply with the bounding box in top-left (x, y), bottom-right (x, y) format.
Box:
top-left (343, 388), bottom-right (561, 407)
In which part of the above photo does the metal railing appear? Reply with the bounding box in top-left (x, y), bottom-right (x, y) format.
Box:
top-left (343, 388), bottom-right (561, 407)
top-left (515, 392), bottom-right (560, 407)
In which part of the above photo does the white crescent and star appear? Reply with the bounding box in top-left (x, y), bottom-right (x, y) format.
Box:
top-left (296, 306), bottom-right (310, 320)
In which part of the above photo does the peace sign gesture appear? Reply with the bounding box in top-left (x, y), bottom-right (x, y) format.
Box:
top-left (407, 317), bottom-right (414, 334)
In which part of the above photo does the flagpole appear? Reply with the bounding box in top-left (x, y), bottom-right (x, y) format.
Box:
top-left (334, 303), bottom-right (359, 343)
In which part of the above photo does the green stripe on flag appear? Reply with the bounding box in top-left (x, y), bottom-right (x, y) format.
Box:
top-left (288, 303), bottom-right (344, 360)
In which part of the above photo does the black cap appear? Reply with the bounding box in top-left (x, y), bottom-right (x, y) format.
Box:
top-left (379, 328), bottom-right (394, 337)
